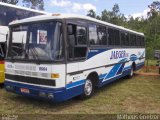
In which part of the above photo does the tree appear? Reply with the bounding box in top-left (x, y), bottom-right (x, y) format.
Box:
top-left (148, 1), bottom-right (160, 18)
top-left (146, 1), bottom-right (160, 59)
top-left (101, 9), bottom-right (112, 22)
top-left (22, 0), bottom-right (44, 10)
top-left (96, 15), bottom-right (101, 20)
top-left (112, 3), bottom-right (120, 16)
top-left (87, 9), bottom-right (96, 18)
top-left (0, 0), bottom-right (18, 4)
top-left (99, 4), bottom-right (125, 26)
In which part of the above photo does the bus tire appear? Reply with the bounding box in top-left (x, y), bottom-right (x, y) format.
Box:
top-left (0, 83), bottom-right (4, 88)
top-left (127, 65), bottom-right (134, 78)
top-left (80, 78), bottom-right (94, 99)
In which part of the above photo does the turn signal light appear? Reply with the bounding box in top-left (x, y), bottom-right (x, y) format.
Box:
top-left (51, 73), bottom-right (60, 78)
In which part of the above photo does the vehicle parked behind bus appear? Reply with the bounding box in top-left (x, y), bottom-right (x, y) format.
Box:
top-left (5, 14), bottom-right (145, 102)
top-left (0, 26), bottom-right (8, 84)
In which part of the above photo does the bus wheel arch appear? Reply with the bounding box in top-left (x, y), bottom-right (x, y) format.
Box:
top-left (127, 62), bottom-right (136, 78)
top-left (79, 72), bottom-right (99, 99)
top-left (86, 72), bottom-right (99, 87)
top-left (132, 62), bottom-right (136, 71)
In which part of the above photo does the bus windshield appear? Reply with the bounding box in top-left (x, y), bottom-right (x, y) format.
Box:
top-left (7, 21), bottom-right (63, 61)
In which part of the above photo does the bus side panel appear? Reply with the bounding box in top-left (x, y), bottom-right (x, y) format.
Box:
top-left (0, 61), bottom-right (5, 83)
top-left (66, 63), bottom-right (85, 98)
top-left (51, 64), bottom-right (66, 88)
top-left (79, 48), bottom-right (145, 87)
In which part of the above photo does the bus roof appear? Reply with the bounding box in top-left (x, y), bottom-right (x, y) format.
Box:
top-left (9, 13), bottom-right (144, 36)
top-left (0, 2), bottom-right (49, 15)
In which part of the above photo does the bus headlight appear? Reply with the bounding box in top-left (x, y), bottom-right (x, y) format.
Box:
top-left (6, 85), bottom-right (14, 91)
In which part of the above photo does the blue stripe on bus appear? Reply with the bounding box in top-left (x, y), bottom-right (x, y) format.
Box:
top-left (103, 58), bottom-right (127, 80)
top-left (130, 54), bottom-right (138, 61)
top-left (87, 48), bottom-right (111, 59)
top-left (99, 61), bottom-right (144, 84)
top-left (139, 51), bottom-right (145, 59)
top-left (99, 74), bottom-right (107, 79)
top-left (104, 63), bottom-right (122, 80)
top-left (66, 61), bottom-right (131, 90)
top-left (116, 63), bottom-right (125, 75)
top-left (123, 66), bottom-right (131, 71)
top-left (99, 68), bottom-right (131, 87)
top-left (66, 80), bottom-right (85, 89)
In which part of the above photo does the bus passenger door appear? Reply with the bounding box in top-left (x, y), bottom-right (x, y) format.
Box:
top-left (66, 22), bottom-right (88, 92)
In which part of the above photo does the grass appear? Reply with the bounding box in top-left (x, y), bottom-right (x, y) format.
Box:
top-left (138, 59), bottom-right (160, 73)
top-left (145, 59), bottom-right (157, 66)
top-left (0, 75), bottom-right (160, 115)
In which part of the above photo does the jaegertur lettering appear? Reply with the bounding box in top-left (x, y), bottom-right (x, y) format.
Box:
top-left (110, 50), bottom-right (129, 59)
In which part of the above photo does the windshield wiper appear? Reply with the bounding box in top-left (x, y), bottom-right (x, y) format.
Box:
top-left (0, 45), bottom-right (4, 58)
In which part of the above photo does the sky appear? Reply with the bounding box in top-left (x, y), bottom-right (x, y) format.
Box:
top-left (20, 0), bottom-right (157, 19)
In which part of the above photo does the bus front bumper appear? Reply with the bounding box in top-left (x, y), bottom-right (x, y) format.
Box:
top-left (4, 81), bottom-right (67, 102)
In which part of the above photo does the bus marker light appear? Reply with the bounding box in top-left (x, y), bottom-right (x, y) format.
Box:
top-left (48, 93), bottom-right (54, 99)
top-left (51, 73), bottom-right (60, 78)
top-left (52, 13), bottom-right (61, 16)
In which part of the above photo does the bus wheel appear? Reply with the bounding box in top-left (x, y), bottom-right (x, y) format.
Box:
top-left (0, 83), bottom-right (4, 88)
top-left (127, 66), bottom-right (134, 78)
top-left (80, 79), bottom-right (94, 99)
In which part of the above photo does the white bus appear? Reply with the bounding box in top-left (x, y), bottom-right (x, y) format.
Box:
top-left (5, 14), bottom-right (145, 102)
top-left (0, 2), bottom-right (48, 84)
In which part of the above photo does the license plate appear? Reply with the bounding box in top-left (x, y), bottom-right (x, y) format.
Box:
top-left (20, 88), bottom-right (30, 94)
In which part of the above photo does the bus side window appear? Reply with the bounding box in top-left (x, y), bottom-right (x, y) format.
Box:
top-left (121, 32), bottom-right (125, 46)
top-left (108, 28), bottom-right (114, 46)
top-left (89, 24), bottom-right (98, 45)
top-left (77, 26), bottom-right (87, 45)
top-left (114, 29), bottom-right (120, 46)
top-left (141, 36), bottom-right (145, 47)
top-left (67, 24), bottom-right (87, 60)
top-left (121, 32), bottom-right (130, 46)
top-left (136, 36), bottom-right (141, 47)
top-left (130, 34), bottom-right (136, 46)
top-left (108, 28), bottom-right (120, 46)
top-left (125, 32), bottom-right (129, 46)
top-left (97, 25), bottom-right (107, 45)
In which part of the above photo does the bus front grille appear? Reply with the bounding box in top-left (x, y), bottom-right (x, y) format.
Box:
top-left (5, 74), bottom-right (56, 87)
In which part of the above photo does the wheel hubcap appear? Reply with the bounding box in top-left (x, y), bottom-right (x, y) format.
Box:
top-left (130, 68), bottom-right (133, 76)
top-left (84, 80), bottom-right (92, 96)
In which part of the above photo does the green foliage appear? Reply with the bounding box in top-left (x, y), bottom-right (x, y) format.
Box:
top-left (0, 0), bottom-right (18, 4)
top-left (86, 2), bottom-right (160, 59)
top-left (87, 9), bottom-right (96, 18)
top-left (22, 0), bottom-right (44, 10)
